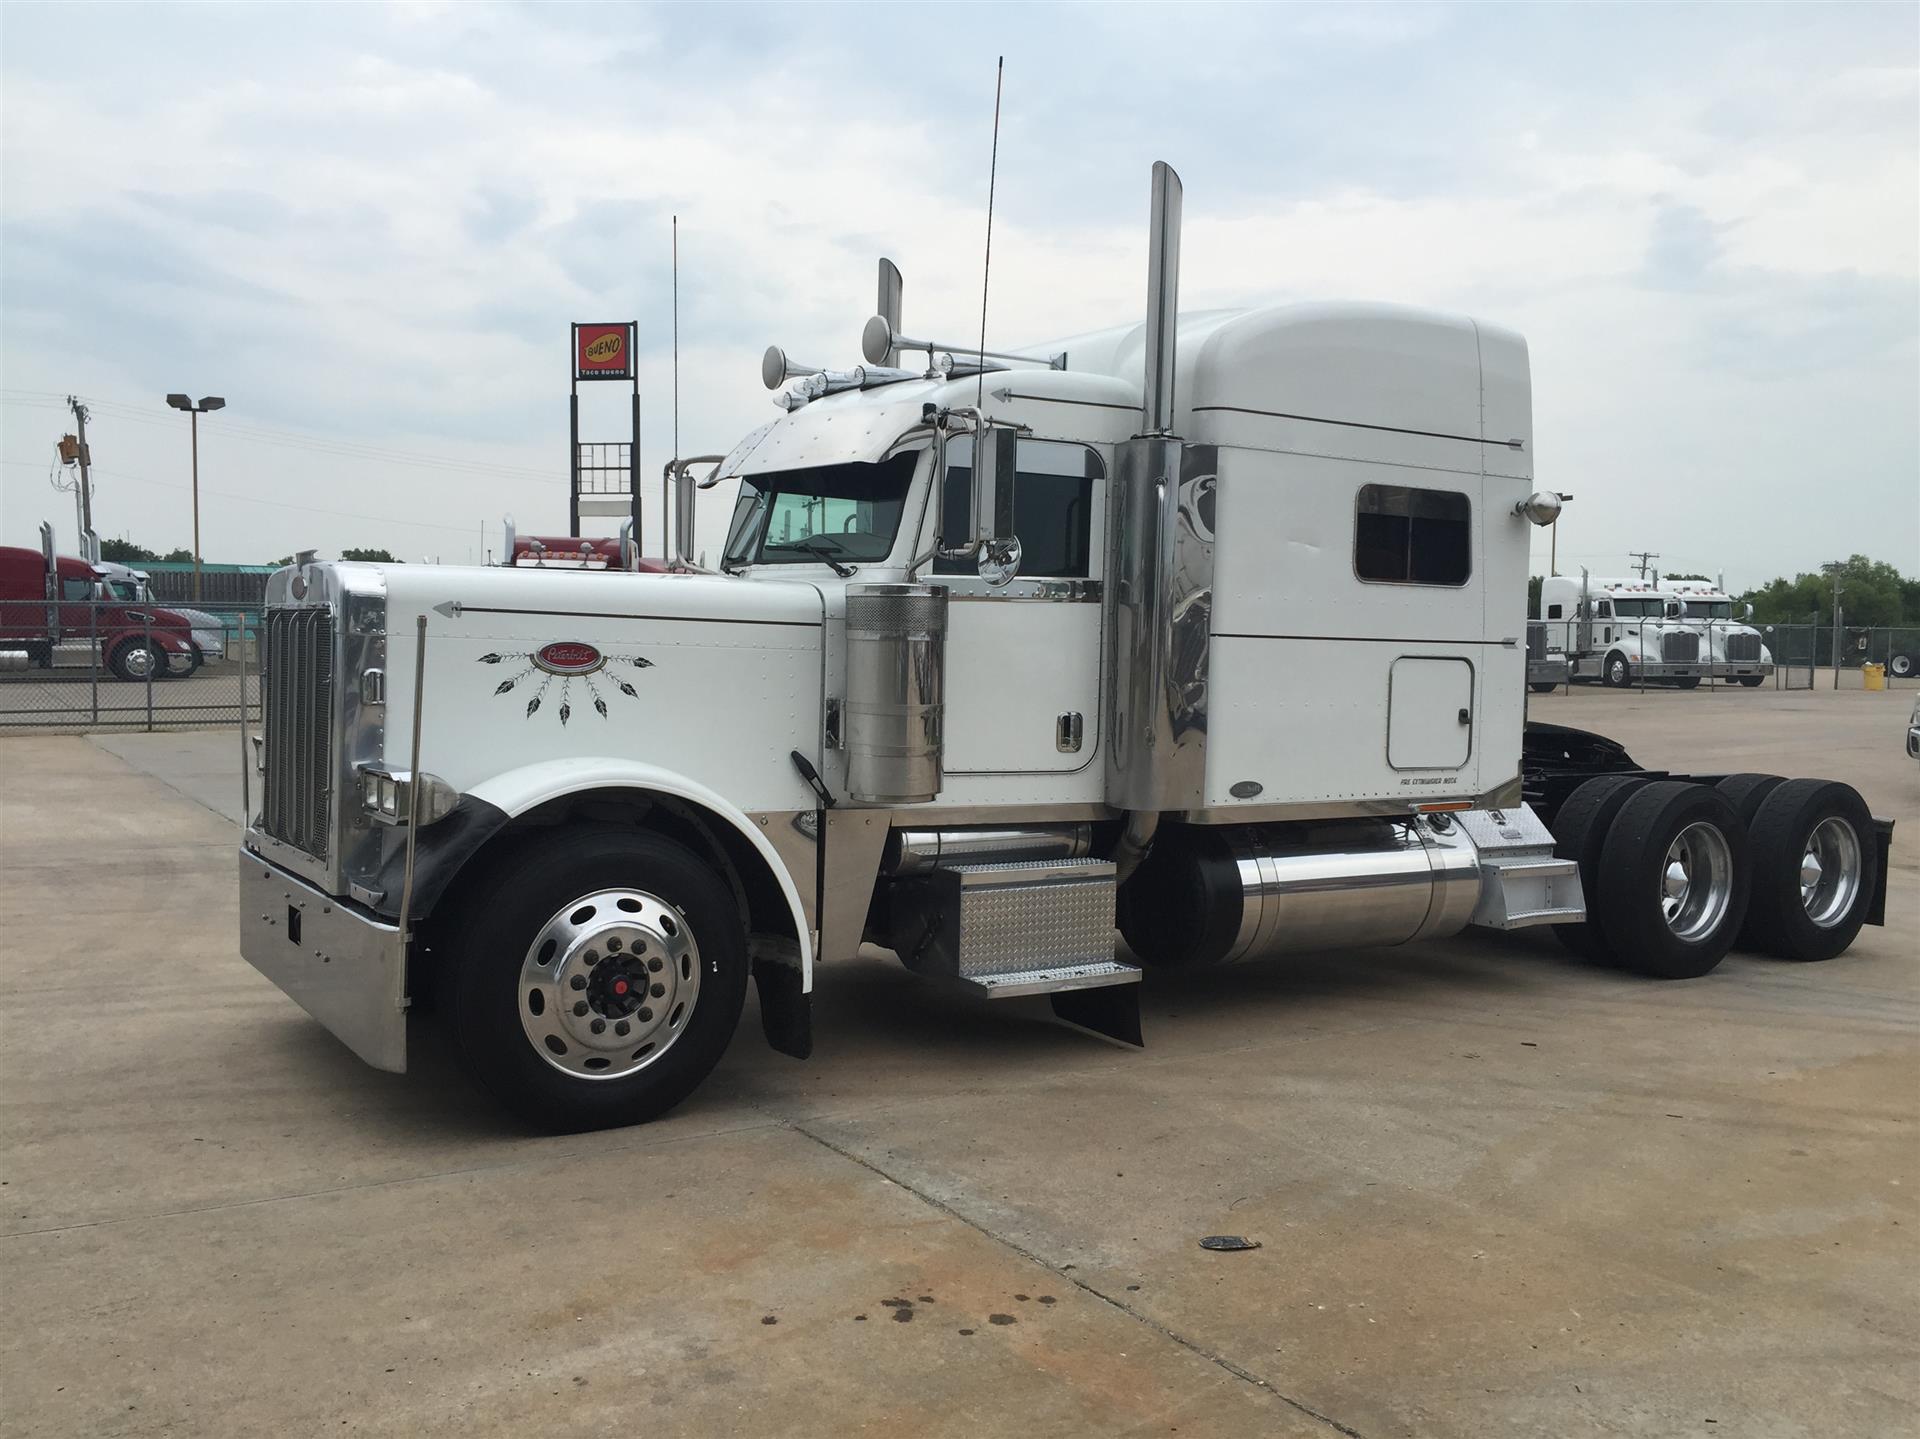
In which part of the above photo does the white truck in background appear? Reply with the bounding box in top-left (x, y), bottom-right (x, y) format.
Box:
top-left (234, 163), bottom-right (1892, 1132)
top-left (1662, 577), bottom-right (1774, 687)
top-left (1539, 572), bottom-right (1706, 688)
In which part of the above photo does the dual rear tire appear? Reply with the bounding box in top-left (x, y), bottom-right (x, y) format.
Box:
top-left (1551, 773), bottom-right (1875, 978)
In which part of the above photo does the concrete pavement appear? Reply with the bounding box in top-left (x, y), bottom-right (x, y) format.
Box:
top-left (2, 685), bottom-right (1915, 1437)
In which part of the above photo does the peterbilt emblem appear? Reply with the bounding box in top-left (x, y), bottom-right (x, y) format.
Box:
top-left (478, 645), bottom-right (653, 724)
top-left (1229, 779), bottom-right (1263, 799)
top-left (533, 641), bottom-right (605, 676)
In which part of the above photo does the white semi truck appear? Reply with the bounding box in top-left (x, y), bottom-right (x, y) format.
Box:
top-left (1538, 572), bottom-right (1707, 688)
top-left (1661, 577), bottom-right (1774, 686)
top-left (238, 164), bottom-right (1892, 1130)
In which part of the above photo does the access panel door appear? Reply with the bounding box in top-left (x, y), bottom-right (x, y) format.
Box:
top-left (1387, 656), bottom-right (1474, 770)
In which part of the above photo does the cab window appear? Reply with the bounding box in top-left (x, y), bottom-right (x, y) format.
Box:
top-left (1354, 484), bottom-right (1471, 586)
top-left (722, 452), bottom-right (918, 568)
top-left (60, 576), bottom-right (94, 602)
top-left (936, 437), bottom-right (1101, 579)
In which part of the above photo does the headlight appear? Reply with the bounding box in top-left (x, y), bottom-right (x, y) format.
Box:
top-left (356, 765), bottom-right (459, 826)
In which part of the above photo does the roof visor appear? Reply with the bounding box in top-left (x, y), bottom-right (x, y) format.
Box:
top-left (718, 396), bottom-right (931, 480)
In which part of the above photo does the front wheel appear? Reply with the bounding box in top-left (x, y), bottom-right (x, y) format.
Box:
top-left (1671, 675), bottom-right (1701, 690)
top-left (1529, 681), bottom-right (1558, 694)
top-left (446, 828), bottom-right (750, 1131)
top-left (108, 638), bottom-right (161, 682)
top-left (1604, 652), bottom-right (1633, 688)
top-left (1737, 674), bottom-right (1764, 688)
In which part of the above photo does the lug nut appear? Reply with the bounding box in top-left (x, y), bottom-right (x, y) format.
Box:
top-left (570, 975), bottom-right (587, 990)
top-left (614, 1021), bottom-right (630, 1037)
top-left (574, 1001), bottom-right (589, 1017)
top-left (638, 1007), bottom-right (654, 1023)
top-left (590, 1019), bottom-right (606, 1035)
top-left (647, 956), bottom-right (663, 973)
top-left (606, 937), bottom-right (623, 953)
top-left (583, 950), bottom-right (598, 965)
top-left (650, 983), bottom-right (665, 998)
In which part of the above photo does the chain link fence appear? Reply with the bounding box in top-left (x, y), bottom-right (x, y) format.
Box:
top-left (0, 599), bottom-right (259, 732)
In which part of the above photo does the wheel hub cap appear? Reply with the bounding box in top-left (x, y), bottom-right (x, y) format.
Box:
top-left (519, 887), bottom-right (700, 1080)
top-left (1660, 821), bottom-right (1734, 944)
top-left (1799, 817), bottom-right (1861, 928)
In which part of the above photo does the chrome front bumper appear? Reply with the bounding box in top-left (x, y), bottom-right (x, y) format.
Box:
top-left (239, 846), bottom-right (407, 1072)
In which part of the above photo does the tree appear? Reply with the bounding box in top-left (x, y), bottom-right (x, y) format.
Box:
top-left (100, 538), bottom-right (160, 564)
top-left (1527, 574), bottom-right (1542, 619)
top-left (1740, 555), bottom-right (1917, 627)
top-left (339, 547), bottom-right (399, 563)
top-left (161, 548), bottom-right (194, 564)
top-left (1663, 572), bottom-right (1712, 582)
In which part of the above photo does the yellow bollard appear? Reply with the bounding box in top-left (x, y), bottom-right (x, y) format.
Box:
top-left (1863, 662), bottom-right (1886, 691)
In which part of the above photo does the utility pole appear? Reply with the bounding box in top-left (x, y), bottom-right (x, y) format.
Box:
top-left (1628, 550), bottom-right (1659, 581)
top-left (66, 397), bottom-right (94, 544)
top-left (1822, 560), bottom-right (1844, 691)
top-left (166, 394), bottom-right (227, 602)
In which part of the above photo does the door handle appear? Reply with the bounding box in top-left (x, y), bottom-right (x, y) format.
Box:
top-left (1457, 708), bottom-right (1471, 725)
top-left (1056, 711), bottom-right (1084, 753)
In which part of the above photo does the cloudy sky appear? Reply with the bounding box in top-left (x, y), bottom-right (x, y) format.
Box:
top-left (2, 2), bottom-right (1915, 586)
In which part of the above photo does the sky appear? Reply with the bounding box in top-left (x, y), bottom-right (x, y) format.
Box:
top-left (2, 2), bottom-right (1915, 588)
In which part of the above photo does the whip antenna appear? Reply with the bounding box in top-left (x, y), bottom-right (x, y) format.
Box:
top-left (670, 214), bottom-right (679, 562)
top-left (977, 55), bottom-right (1003, 409)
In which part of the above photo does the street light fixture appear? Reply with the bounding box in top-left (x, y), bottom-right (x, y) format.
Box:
top-left (166, 394), bottom-right (227, 601)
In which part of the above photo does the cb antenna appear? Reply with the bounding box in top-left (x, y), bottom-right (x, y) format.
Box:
top-left (977, 55), bottom-right (1004, 409)
top-left (670, 214), bottom-right (679, 564)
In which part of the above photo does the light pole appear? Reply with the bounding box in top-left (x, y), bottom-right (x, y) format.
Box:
top-left (166, 394), bottom-right (226, 601)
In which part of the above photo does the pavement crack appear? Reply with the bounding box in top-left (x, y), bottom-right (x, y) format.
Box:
top-left (787, 1118), bottom-right (1367, 1439)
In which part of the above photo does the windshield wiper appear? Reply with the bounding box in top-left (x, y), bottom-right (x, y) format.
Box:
top-left (786, 538), bottom-right (854, 577)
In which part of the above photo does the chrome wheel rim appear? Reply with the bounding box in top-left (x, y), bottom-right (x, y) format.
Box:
top-left (1799, 817), bottom-right (1861, 928)
top-left (124, 646), bottom-right (157, 679)
top-left (519, 887), bottom-right (700, 1080)
top-left (1660, 820), bottom-right (1734, 943)
top-left (1609, 658), bottom-right (1627, 685)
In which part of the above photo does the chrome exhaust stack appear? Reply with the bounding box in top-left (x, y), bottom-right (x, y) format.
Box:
top-left (1105, 162), bottom-right (1216, 876)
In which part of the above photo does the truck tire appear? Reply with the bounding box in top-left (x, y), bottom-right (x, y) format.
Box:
top-left (1529, 681), bottom-right (1558, 694)
top-left (1739, 779), bottom-right (1876, 962)
top-left (1889, 651), bottom-right (1916, 679)
top-left (1549, 774), bottom-right (1651, 960)
top-left (1603, 651), bottom-right (1632, 688)
top-left (446, 828), bottom-right (750, 1132)
top-left (24, 641), bottom-right (51, 669)
top-left (108, 638), bottom-right (161, 682)
top-left (1736, 675), bottom-right (1764, 687)
top-left (1714, 773), bottom-right (1784, 828)
top-left (1671, 675), bottom-right (1701, 690)
top-left (1598, 781), bottom-right (1750, 979)
top-left (171, 646), bottom-right (203, 680)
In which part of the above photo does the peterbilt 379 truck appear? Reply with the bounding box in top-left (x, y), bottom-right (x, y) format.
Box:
top-left (239, 165), bottom-right (1891, 1130)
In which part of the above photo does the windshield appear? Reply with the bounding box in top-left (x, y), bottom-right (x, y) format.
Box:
top-left (1687, 600), bottom-right (1733, 619)
top-left (722, 451), bottom-right (919, 568)
top-left (1612, 598), bottom-right (1663, 617)
top-left (102, 579), bottom-right (142, 602)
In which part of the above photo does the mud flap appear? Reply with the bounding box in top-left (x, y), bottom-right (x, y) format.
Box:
top-left (752, 954), bottom-right (812, 1059)
top-left (1050, 983), bottom-right (1143, 1048)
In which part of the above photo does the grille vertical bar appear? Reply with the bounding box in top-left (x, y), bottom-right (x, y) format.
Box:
top-left (262, 607), bottom-right (335, 860)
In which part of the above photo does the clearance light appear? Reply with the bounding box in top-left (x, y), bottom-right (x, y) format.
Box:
top-left (1416, 801), bottom-right (1474, 813)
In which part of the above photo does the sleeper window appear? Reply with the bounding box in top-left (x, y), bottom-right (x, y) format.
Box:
top-left (935, 438), bottom-right (1100, 579)
top-left (1354, 484), bottom-right (1471, 586)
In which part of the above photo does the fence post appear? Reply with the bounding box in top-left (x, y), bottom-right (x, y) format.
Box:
top-left (89, 601), bottom-right (100, 726)
top-left (144, 611), bottom-right (155, 732)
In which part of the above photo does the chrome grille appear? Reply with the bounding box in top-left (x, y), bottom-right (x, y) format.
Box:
top-left (262, 607), bottom-right (335, 859)
top-left (1661, 630), bottom-right (1700, 664)
top-left (1726, 632), bottom-right (1760, 662)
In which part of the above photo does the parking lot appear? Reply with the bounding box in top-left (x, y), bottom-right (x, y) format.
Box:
top-left (2, 686), bottom-right (1914, 1439)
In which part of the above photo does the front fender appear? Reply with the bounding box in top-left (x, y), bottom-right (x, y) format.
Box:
top-left (465, 757), bottom-right (815, 987)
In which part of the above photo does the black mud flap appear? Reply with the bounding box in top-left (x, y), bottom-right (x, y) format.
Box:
top-left (753, 957), bottom-right (812, 1060)
top-left (1050, 984), bottom-right (1144, 1048)
top-left (1868, 817), bottom-right (1896, 927)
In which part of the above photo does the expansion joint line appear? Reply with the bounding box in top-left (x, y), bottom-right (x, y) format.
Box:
top-left (787, 1119), bottom-right (1366, 1439)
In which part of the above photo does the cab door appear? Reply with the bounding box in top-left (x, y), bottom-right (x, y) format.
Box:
top-left (935, 437), bottom-right (1106, 774)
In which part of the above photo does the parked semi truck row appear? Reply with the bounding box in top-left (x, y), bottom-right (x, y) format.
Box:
top-left (237, 163), bottom-right (1892, 1131)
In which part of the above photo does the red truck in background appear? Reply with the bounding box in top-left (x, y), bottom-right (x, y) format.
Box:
top-left (0, 528), bottom-right (199, 680)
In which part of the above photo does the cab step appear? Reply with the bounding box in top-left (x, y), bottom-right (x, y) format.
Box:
top-left (1455, 806), bottom-right (1588, 930)
top-left (891, 856), bottom-right (1142, 1042)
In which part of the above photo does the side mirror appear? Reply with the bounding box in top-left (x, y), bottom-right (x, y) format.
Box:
top-left (1742, 602), bottom-right (1755, 621)
top-left (1666, 601), bottom-right (1685, 619)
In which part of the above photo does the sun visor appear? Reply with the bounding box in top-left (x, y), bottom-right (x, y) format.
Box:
top-left (722, 398), bottom-right (929, 479)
